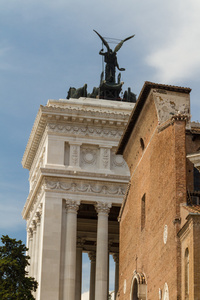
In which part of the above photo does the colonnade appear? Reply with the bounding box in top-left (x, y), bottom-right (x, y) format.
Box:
top-left (27, 200), bottom-right (119, 300)
top-left (64, 200), bottom-right (119, 300)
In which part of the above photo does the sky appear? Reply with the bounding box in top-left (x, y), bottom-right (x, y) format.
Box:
top-left (1, 0), bottom-right (200, 297)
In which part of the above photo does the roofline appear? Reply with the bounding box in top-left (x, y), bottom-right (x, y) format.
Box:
top-left (116, 81), bottom-right (191, 155)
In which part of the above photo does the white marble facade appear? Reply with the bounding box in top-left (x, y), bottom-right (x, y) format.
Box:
top-left (22, 97), bottom-right (134, 300)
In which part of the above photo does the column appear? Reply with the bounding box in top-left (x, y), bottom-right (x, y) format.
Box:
top-left (112, 254), bottom-right (119, 300)
top-left (63, 200), bottom-right (80, 300)
top-left (34, 211), bottom-right (41, 281)
top-left (95, 202), bottom-right (111, 300)
top-left (88, 251), bottom-right (96, 300)
top-left (75, 237), bottom-right (84, 300)
top-left (27, 228), bottom-right (33, 275)
top-left (31, 220), bottom-right (37, 279)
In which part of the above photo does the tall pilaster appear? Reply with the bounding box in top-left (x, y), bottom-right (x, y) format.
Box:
top-left (95, 202), bottom-right (111, 300)
top-left (64, 200), bottom-right (80, 300)
top-left (88, 251), bottom-right (96, 300)
top-left (112, 253), bottom-right (119, 300)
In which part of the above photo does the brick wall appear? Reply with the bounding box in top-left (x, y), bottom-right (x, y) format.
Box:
top-left (119, 91), bottom-right (188, 300)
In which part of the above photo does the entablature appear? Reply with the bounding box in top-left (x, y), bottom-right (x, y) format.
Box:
top-left (22, 98), bottom-right (134, 171)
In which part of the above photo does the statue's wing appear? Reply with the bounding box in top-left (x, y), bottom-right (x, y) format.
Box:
top-left (93, 30), bottom-right (110, 51)
top-left (114, 34), bottom-right (135, 53)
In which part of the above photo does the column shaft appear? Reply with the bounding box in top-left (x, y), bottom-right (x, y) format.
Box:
top-left (113, 254), bottom-right (119, 300)
top-left (63, 200), bottom-right (80, 300)
top-left (75, 238), bottom-right (84, 300)
top-left (31, 221), bottom-right (37, 279)
top-left (95, 202), bottom-right (111, 300)
top-left (88, 252), bottom-right (96, 300)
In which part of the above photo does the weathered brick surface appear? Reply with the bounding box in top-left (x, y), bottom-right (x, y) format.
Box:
top-left (119, 91), bottom-right (188, 300)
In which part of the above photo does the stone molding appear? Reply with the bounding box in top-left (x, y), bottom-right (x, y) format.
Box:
top-left (41, 167), bottom-right (130, 181)
top-left (48, 123), bottom-right (124, 139)
top-left (45, 180), bottom-right (126, 196)
top-left (95, 202), bottom-right (112, 215)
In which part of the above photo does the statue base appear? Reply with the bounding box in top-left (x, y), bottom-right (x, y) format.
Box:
top-left (99, 81), bottom-right (123, 101)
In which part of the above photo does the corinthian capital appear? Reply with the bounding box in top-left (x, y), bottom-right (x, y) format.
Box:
top-left (88, 251), bottom-right (96, 262)
top-left (113, 253), bottom-right (119, 263)
top-left (65, 200), bottom-right (80, 213)
top-left (95, 202), bottom-right (112, 215)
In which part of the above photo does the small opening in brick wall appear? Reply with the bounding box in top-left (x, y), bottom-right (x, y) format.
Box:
top-left (141, 193), bottom-right (146, 231)
top-left (140, 138), bottom-right (145, 150)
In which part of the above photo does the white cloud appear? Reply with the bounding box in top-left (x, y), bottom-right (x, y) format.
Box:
top-left (82, 291), bottom-right (89, 300)
top-left (146, 0), bottom-right (200, 83)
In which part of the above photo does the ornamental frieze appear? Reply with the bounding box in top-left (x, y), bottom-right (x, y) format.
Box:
top-left (47, 123), bottom-right (124, 138)
top-left (45, 180), bottom-right (125, 196)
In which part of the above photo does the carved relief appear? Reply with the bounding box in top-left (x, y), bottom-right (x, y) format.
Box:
top-left (48, 123), bottom-right (123, 139)
top-left (45, 180), bottom-right (126, 196)
top-left (82, 149), bottom-right (97, 165)
top-left (64, 142), bottom-right (70, 166)
top-left (102, 148), bottom-right (109, 169)
top-left (71, 145), bottom-right (79, 166)
top-left (80, 145), bottom-right (98, 170)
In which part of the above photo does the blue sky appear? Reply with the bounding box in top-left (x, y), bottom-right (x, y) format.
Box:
top-left (1, 0), bottom-right (200, 296)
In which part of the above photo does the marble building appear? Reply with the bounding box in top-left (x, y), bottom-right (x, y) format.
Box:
top-left (22, 97), bottom-right (134, 300)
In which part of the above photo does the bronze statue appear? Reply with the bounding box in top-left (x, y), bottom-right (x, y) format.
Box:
top-left (93, 30), bottom-right (135, 84)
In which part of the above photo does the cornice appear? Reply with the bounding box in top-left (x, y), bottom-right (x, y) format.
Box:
top-left (178, 214), bottom-right (200, 240)
top-left (40, 167), bottom-right (130, 183)
top-left (22, 99), bottom-right (134, 171)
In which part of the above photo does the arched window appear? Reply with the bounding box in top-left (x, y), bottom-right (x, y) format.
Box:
top-left (131, 271), bottom-right (146, 300)
top-left (185, 248), bottom-right (189, 298)
top-left (132, 279), bottom-right (139, 300)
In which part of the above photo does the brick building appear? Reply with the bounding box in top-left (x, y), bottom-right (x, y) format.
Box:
top-left (116, 82), bottom-right (200, 300)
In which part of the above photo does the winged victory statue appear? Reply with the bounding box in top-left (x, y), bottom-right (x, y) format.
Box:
top-left (93, 30), bottom-right (135, 84)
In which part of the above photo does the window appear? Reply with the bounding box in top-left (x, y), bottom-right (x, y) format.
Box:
top-left (132, 279), bottom-right (139, 300)
top-left (141, 194), bottom-right (146, 231)
top-left (185, 248), bottom-right (189, 298)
